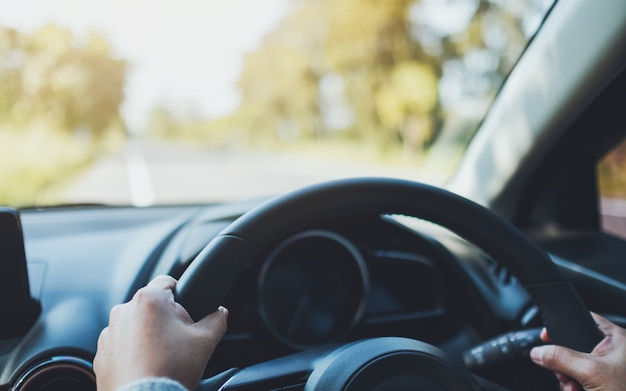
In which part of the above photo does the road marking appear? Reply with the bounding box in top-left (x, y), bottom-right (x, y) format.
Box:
top-left (125, 141), bottom-right (155, 207)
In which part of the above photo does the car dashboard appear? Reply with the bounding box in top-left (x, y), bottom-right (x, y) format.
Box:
top-left (0, 200), bottom-right (588, 391)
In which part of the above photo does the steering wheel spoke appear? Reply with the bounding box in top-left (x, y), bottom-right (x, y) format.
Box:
top-left (198, 347), bottom-right (329, 391)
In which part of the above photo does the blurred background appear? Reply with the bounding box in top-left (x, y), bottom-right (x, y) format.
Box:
top-left (2, 0), bottom-right (599, 207)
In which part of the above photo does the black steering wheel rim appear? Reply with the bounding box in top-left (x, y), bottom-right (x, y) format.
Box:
top-left (176, 177), bottom-right (601, 361)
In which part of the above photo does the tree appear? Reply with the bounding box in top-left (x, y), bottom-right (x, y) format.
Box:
top-left (236, 2), bottom-right (325, 144)
top-left (0, 26), bottom-right (25, 121)
top-left (322, 0), bottom-right (441, 150)
top-left (232, 0), bottom-right (553, 154)
top-left (235, 0), bottom-right (441, 152)
top-left (0, 24), bottom-right (127, 138)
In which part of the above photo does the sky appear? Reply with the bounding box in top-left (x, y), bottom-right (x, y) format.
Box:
top-left (0, 0), bottom-right (289, 131)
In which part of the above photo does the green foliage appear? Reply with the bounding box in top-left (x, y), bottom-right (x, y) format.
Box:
top-left (232, 0), bottom-right (441, 151)
top-left (144, 0), bottom-right (550, 173)
top-left (0, 24), bottom-right (126, 137)
top-left (0, 23), bottom-right (127, 205)
top-left (235, 2), bottom-right (325, 144)
top-left (146, 106), bottom-right (243, 149)
top-left (221, 0), bottom-right (546, 159)
top-left (0, 26), bottom-right (26, 120)
top-left (324, 0), bottom-right (417, 68)
top-left (376, 61), bottom-right (438, 148)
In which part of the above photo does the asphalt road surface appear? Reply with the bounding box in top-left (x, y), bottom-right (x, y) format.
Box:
top-left (61, 139), bottom-right (626, 240)
top-left (62, 139), bottom-right (422, 206)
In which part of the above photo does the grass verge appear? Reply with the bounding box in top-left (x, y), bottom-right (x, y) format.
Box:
top-left (0, 126), bottom-right (96, 207)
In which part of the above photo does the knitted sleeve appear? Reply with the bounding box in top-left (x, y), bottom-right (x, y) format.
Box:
top-left (115, 377), bottom-right (188, 391)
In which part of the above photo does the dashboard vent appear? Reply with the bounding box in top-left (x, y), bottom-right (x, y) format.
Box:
top-left (13, 356), bottom-right (95, 391)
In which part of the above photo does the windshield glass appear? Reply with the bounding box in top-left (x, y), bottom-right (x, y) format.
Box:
top-left (0, 0), bottom-right (555, 207)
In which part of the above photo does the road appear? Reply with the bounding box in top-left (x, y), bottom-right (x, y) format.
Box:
top-left (62, 139), bottom-right (422, 206)
top-left (60, 139), bottom-right (626, 240)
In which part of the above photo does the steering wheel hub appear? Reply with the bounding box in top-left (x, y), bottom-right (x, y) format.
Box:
top-left (305, 337), bottom-right (481, 391)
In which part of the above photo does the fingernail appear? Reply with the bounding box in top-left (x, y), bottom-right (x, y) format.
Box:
top-left (218, 306), bottom-right (229, 321)
top-left (530, 346), bottom-right (544, 364)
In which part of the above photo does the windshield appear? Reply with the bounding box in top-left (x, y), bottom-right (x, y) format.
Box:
top-left (0, 0), bottom-right (554, 207)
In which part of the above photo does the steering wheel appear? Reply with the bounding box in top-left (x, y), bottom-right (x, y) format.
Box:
top-left (175, 178), bottom-right (602, 390)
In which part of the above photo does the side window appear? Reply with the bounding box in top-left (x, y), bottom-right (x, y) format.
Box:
top-left (598, 137), bottom-right (626, 240)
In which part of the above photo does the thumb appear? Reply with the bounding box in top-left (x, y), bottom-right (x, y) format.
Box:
top-left (194, 306), bottom-right (228, 349)
top-left (530, 344), bottom-right (591, 380)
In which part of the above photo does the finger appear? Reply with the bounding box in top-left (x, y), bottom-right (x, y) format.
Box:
top-left (560, 378), bottom-right (583, 391)
top-left (135, 275), bottom-right (178, 303)
top-left (93, 327), bottom-right (109, 373)
top-left (195, 306), bottom-right (228, 333)
top-left (530, 345), bottom-right (593, 381)
top-left (540, 327), bottom-right (550, 343)
top-left (145, 275), bottom-right (177, 291)
top-left (108, 303), bottom-right (124, 323)
top-left (194, 306), bottom-right (228, 348)
top-left (555, 373), bottom-right (569, 383)
top-left (554, 373), bottom-right (582, 391)
top-left (590, 312), bottom-right (614, 335)
top-left (96, 326), bottom-right (110, 350)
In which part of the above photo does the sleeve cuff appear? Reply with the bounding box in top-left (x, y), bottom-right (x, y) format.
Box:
top-left (115, 377), bottom-right (188, 391)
